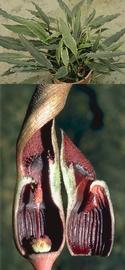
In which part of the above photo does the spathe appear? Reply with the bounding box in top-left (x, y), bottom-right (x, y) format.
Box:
top-left (13, 83), bottom-right (72, 270)
top-left (13, 84), bottom-right (115, 270)
top-left (60, 131), bottom-right (115, 256)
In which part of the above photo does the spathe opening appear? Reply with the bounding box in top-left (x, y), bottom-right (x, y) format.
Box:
top-left (17, 121), bottom-right (63, 255)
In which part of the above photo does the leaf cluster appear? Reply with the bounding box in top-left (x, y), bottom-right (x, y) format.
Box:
top-left (0, 0), bottom-right (125, 82)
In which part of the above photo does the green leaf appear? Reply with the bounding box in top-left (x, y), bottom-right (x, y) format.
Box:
top-left (0, 52), bottom-right (32, 65)
top-left (42, 44), bottom-right (58, 50)
top-left (90, 15), bottom-right (104, 27)
top-left (0, 36), bottom-right (51, 51)
top-left (0, 36), bottom-right (25, 50)
top-left (90, 13), bottom-right (120, 28)
top-left (85, 9), bottom-right (96, 25)
top-left (98, 58), bottom-right (125, 71)
top-left (23, 20), bottom-right (48, 42)
top-left (0, 8), bottom-right (26, 23)
top-left (32, 2), bottom-right (50, 25)
top-left (107, 41), bottom-right (124, 51)
top-left (114, 62), bottom-right (125, 68)
top-left (55, 66), bottom-right (68, 79)
top-left (59, 18), bottom-right (77, 56)
top-left (104, 28), bottom-right (125, 46)
top-left (0, 8), bottom-right (22, 23)
top-left (0, 52), bottom-right (27, 59)
top-left (0, 53), bottom-right (44, 69)
top-left (57, 0), bottom-right (72, 25)
top-left (19, 35), bottom-right (53, 69)
top-left (88, 51), bottom-right (125, 59)
top-left (46, 32), bottom-right (60, 41)
top-left (88, 62), bottom-right (110, 73)
top-left (61, 47), bottom-right (69, 67)
top-left (2, 65), bottom-right (43, 76)
top-left (28, 9), bottom-right (50, 26)
top-left (73, 9), bottom-right (81, 40)
top-left (95, 27), bottom-right (108, 33)
top-left (0, 58), bottom-right (35, 66)
top-left (0, 8), bottom-right (48, 42)
top-left (108, 64), bottom-right (122, 71)
top-left (79, 42), bottom-right (92, 49)
top-left (92, 31), bottom-right (101, 51)
top-left (72, 0), bottom-right (85, 16)
top-left (56, 39), bottom-right (63, 64)
top-left (3, 24), bottom-right (36, 37)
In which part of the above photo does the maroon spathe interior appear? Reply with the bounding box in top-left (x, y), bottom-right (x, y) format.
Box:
top-left (63, 133), bottom-right (96, 185)
top-left (17, 121), bottom-right (63, 255)
top-left (67, 182), bottom-right (112, 256)
top-left (63, 133), bottom-right (112, 256)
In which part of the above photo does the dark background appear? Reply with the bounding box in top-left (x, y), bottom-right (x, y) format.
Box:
top-left (1, 84), bottom-right (125, 270)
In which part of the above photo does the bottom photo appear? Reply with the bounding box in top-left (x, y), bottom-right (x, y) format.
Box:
top-left (1, 84), bottom-right (125, 270)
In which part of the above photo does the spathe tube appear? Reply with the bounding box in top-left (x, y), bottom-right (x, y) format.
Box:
top-left (13, 83), bottom-right (72, 270)
top-left (14, 120), bottom-right (65, 270)
top-left (60, 131), bottom-right (115, 256)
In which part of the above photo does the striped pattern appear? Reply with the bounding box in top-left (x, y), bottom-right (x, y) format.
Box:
top-left (67, 188), bottom-right (112, 256)
top-left (17, 195), bottom-right (46, 250)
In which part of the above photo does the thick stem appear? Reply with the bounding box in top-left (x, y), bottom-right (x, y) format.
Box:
top-left (31, 258), bottom-right (54, 270)
top-left (30, 254), bottom-right (56, 270)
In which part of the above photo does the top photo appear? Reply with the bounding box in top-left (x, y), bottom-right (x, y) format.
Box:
top-left (0, 0), bottom-right (125, 84)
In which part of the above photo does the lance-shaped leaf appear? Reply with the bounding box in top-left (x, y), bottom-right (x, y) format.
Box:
top-left (13, 84), bottom-right (73, 269)
top-left (3, 24), bottom-right (36, 37)
top-left (0, 7), bottom-right (29, 23)
top-left (85, 9), bottom-right (96, 25)
top-left (72, 0), bottom-right (85, 16)
top-left (60, 131), bottom-right (115, 256)
top-left (19, 35), bottom-right (53, 70)
top-left (2, 65), bottom-right (43, 76)
top-left (21, 20), bottom-right (49, 42)
top-left (104, 28), bottom-right (125, 47)
top-left (0, 36), bottom-right (47, 51)
top-left (87, 51), bottom-right (125, 59)
top-left (0, 53), bottom-right (34, 65)
top-left (59, 19), bottom-right (77, 57)
top-left (32, 2), bottom-right (50, 26)
top-left (55, 66), bottom-right (68, 79)
top-left (73, 9), bottom-right (81, 41)
top-left (57, 0), bottom-right (72, 25)
top-left (61, 47), bottom-right (69, 67)
top-left (90, 14), bottom-right (120, 29)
